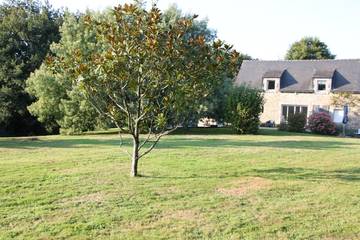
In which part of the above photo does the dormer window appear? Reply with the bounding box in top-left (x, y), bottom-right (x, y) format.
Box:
top-left (317, 80), bottom-right (327, 91)
top-left (267, 80), bottom-right (275, 90)
top-left (314, 78), bottom-right (331, 94)
top-left (313, 69), bottom-right (334, 94)
top-left (262, 70), bottom-right (283, 92)
top-left (263, 78), bottom-right (280, 92)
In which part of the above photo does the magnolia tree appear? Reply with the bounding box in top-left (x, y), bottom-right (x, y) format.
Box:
top-left (331, 92), bottom-right (360, 108)
top-left (47, 4), bottom-right (239, 177)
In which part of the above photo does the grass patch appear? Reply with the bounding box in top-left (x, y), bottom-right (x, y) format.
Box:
top-left (0, 128), bottom-right (359, 239)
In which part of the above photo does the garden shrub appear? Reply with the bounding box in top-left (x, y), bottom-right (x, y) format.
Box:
top-left (225, 86), bottom-right (264, 134)
top-left (307, 112), bottom-right (337, 135)
top-left (278, 121), bottom-right (288, 131)
top-left (287, 112), bottom-right (307, 132)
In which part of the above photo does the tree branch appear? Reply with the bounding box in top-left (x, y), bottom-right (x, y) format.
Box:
top-left (83, 90), bottom-right (123, 130)
top-left (138, 127), bottom-right (153, 150)
top-left (107, 93), bottom-right (130, 115)
top-left (118, 130), bottom-right (132, 157)
top-left (138, 126), bottom-right (178, 159)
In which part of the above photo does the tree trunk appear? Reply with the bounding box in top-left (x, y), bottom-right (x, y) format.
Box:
top-left (131, 137), bottom-right (139, 177)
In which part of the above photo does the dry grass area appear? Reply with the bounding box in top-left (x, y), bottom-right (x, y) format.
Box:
top-left (59, 192), bottom-right (106, 205)
top-left (217, 177), bottom-right (272, 196)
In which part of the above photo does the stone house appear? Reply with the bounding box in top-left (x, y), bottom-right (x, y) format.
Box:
top-left (235, 59), bottom-right (360, 129)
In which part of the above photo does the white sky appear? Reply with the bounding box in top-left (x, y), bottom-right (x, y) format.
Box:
top-left (13, 0), bottom-right (360, 59)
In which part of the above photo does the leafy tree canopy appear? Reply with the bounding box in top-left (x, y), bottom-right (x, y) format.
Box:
top-left (47, 3), bottom-right (240, 176)
top-left (285, 37), bottom-right (335, 60)
top-left (27, 12), bottom-right (111, 134)
top-left (225, 85), bottom-right (264, 134)
top-left (162, 4), bottom-right (251, 124)
top-left (27, 4), bottom-right (231, 134)
top-left (0, 0), bottom-right (62, 135)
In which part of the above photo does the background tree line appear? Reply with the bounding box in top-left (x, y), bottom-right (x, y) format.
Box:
top-left (0, 0), bottom-right (339, 137)
top-left (0, 0), bottom-right (250, 136)
top-left (0, 0), bottom-right (61, 135)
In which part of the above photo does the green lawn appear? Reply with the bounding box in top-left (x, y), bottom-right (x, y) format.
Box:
top-left (0, 128), bottom-right (359, 239)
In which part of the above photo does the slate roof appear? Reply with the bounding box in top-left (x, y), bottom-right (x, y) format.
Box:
top-left (313, 69), bottom-right (335, 78)
top-left (263, 70), bottom-right (284, 78)
top-left (235, 59), bottom-right (360, 93)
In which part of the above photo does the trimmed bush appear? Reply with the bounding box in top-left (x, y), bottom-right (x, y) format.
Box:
top-left (278, 121), bottom-right (288, 131)
top-left (287, 112), bottom-right (307, 132)
top-left (225, 86), bottom-right (264, 134)
top-left (307, 112), bottom-right (336, 135)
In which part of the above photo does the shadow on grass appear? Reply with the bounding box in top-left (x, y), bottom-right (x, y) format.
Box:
top-left (140, 167), bottom-right (360, 182)
top-left (156, 138), bottom-right (358, 150)
top-left (1, 136), bottom-right (358, 151)
top-left (171, 127), bottom-right (317, 137)
top-left (0, 138), bottom-right (122, 150)
top-left (253, 167), bottom-right (360, 182)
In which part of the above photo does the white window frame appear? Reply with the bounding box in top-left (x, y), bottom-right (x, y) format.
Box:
top-left (317, 80), bottom-right (327, 91)
top-left (263, 78), bottom-right (279, 92)
top-left (314, 78), bottom-right (332, 94)
top-left (281, 104), bottom-right (309, 122)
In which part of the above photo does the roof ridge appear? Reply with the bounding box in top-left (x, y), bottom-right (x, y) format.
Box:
top-left (237, 58), bottom-right (360, 93)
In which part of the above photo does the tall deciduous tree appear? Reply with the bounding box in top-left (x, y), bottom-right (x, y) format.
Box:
top-left (27, 12), bottom-right (110, 134)
top-left (27, 5), bottom-right (218, 133)
top-left (202, 53), bottom-right (251, 124)
top-left (0, 0), bottom-right (61, 135)
top-left (162, 4), bottom-right (216, 43)
top-left (161, 4), bottom-right (217, 126)
top-left (48, 4), bottom-right (239, 176)
top-left (162, 4), bottom-right (251, 124)
top-left (285, 37), bottom-right (335, 60)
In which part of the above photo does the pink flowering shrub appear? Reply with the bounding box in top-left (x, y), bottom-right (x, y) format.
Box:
top-left (307, 112), bottom-right (337, 135)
